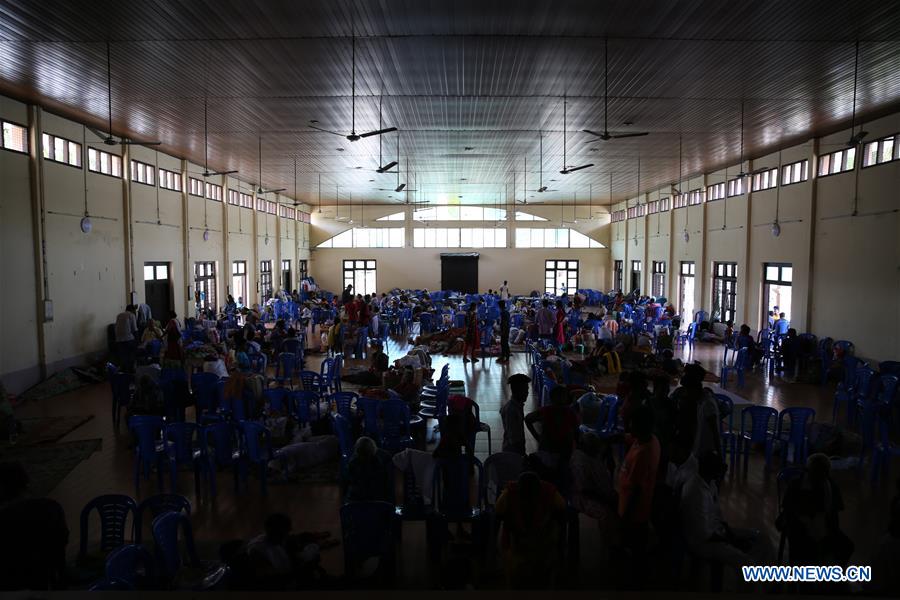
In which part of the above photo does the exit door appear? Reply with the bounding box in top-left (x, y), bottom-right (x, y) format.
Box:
top-left (144, 262), bottom-right (172, 321)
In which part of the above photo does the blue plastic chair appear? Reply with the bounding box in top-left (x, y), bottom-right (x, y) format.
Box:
top-left (78, 494), bottom-right (137, 561)
top-left (320, 356), bottom-right (336, 389)
top-left (103, 544), bottom-right (156, 590)
top-left (272, 352), bottom-right (298, 389)
top-left (108, 363), bottom-right (133, 431)
top-left (340, 501), bottom-right (397, 582)
top-left (356, 397), bottom-right (383, 442)
top-left (159, 369), bottom-right (189, 422)
top-left (850, 365), bottom-right (877, 425)
top-left (714, 394), bottom-right (738, 471)
top-left (381, 396), bottom-right (414, 453)
top-left (431, 455), bottom-right (486, 522)
top-left (419, 313), bottom-right (433, 335)
top-left (201, 421), bottom-right (241, 499)
top-left (332, 354), bottom-right (344, 393)
top-left (355, 327), bottom-right (369, 358)
top-left (300, 370), bottom-right (326, 396)
top-left (332, 413), bottom-right (356, 476)
top-left (263, 387), bottom-right (291, 416)
top-left (739, 405), bottom-right (778, 470)
top-left (238, 421), bottom-right (277, 496)
top-left (776, 407), bottom-right (815, 465)
top-left (580, 394), bottom-right (622, 440)
top-left (128, 415), bottom-right (167, 493)
top-left (191, 372), bottom-right (219, 418)
top-left (164, 422), bottom-right (203, 494)
top-left (332, 391), bottom-right (359, 420)
top-left (832, 357), bottom-right (863, 423)
top-left (291, 389), bottom-right (322, 423)
top-left (151, 511), bottom-right (229, 590)
top-left (133, 494), bottom-right (191, 544)
top-left (720, 347), bottom-right (749, 389)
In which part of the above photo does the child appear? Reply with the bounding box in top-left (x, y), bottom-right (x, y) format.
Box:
top-left (501, 373), bottom-right (531, 455)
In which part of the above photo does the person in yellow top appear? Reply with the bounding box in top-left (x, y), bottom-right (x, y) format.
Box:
top-left (495, 471), bottom-right (567, 588)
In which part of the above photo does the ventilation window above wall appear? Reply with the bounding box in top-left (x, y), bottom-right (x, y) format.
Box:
top-left (205, 182), bottom-right (223, 201)
top-left (42, 133), bottom-right (82, 167)
top-left (158, 168), bottom-right (182, 191)
top-left (646, 200), bottom-right (658, 214)
top-left (227, 189), bottom-right (240, 205)
top-left (87, 147), bottom-right (122, 177)
top-left (707, 182), bottom-right (725, 201)
top-left (862, 133), bottom-right (899, 167)
top-left (727, 176), bottom-right (745, 197)
top-left (611, 209), bottom-right (626, 222)
top-left (130, 159), bottom-right (155, 185)
top-left (189, 177), bottom-right (204, 196)
top-left (240, 193), bottom-right (254, 208)
top-left (1, 120), bottom-right (28, 154)
top-left (817, 147), bottom-right (856, 177)
top-left (673, 194), bottom-right (687, 209)
top-left (781, 159), bottom-right (809, 185)
top-left (658, 196), bottom-right (670, 211)
top-left (687, 188), bottom-right (704, 205)
top-left (751, 167), bottom-right (778, 191)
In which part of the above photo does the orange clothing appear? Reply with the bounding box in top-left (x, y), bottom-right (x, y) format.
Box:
top-left (617, 434), bottom-right (661, 524)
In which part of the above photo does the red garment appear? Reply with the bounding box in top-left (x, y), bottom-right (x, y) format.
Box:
top-left (358, 302), bottom-right (370, 327)
top-left (554, 309), bottom-right (566, 345)
top-left (346, 301), bottom-right (359, 323)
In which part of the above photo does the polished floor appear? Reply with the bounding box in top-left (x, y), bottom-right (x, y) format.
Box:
top-left (12, 336), bottom-right (899, 589)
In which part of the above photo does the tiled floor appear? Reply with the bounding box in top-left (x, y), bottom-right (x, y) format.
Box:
top-left (12, 336), bottom-right (898, 589)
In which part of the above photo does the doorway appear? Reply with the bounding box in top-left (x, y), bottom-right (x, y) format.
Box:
top-left (679, 261), bottom-right (695, 327)
top-left (143, 262), bottom-right (172, 321)
top-left (232, 260), bottom-right (247, 306)
top-left (763, 263), bottom-right (793, 327)
top-left (631, 260), bottom-right (642, 294)
top-left (282, 259), bottom-right (292, 292)
top-left (194, 261), bottom-right (217, 314)
top-left (441, 253), bottom-right (479, 293)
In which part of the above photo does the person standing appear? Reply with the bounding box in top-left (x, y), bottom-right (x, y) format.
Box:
top-left (553, 300), bottom-right (566, 348)
top-left (341, 284), bottom-right (354, 306)
top-left (463, 302), bottom-right (480, 364)
top-left (114, 305), bottom-right (138, 372)
top-left (617, 405), bottom-right (660, 576)
top-left (498, 300), bottom-right (511, 363)
top-left (499, 280), bottom-right (510, 301)
top-left (501, 373), bottom-right (531, 455)
top-left (535, 299), bottom-right (555, 343)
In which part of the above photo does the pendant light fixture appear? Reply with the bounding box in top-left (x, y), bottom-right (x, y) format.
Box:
top-left (677, 135), bottom-right (689, 243)
top-left (633, 153), bottom-right (641, 246)
top-left (772, 150), bottom-right (783, 237)
top-left (80, 125), bottom-right (92, 233)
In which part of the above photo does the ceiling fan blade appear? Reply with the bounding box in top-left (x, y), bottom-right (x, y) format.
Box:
top-left (395, 184), bottom-right (406, 193)
top-left (583, 138), bottom-right (603, 144)
top-left (204, 169), bottom-right (239, 177)
top-left (308, 124), bottom-right (345, 136)
top-left (611, 132), bottom-right (649, 139)
top-left (560, 164), bottom-right (593, 174)
top-left (537, 186), bottom-right (548, 193)
top-left (357, 127), bottom-right (398, 139)
top-left (847, 130), bottom-right (868, 146)
top-left (376, 160), bottom-right (398, 173)
top-left (120, 139), bottom-right (162, 146)
top-left (581, 129), bottom-right (606, 138)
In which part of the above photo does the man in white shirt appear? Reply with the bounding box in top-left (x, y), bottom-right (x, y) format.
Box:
top-left (499, 280), bottom-right (510, 301)
top-left (114, 305), bottom-right (138, 371)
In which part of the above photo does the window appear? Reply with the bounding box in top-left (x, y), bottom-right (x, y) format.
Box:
top-left (227, 189), bottom-right (240, 205)
top-left (205, 182), bottom-right (223, 202)
top-left (42, 133), bottom-right (81, 167)
top-left (658, 197), bottom-right (670, 211)
top-left (298, 260), bottom-right (308, 282)
top-left (817, 147), bottom-right (856, 177)
top-left (751, 167), bottom-right (778, 191)
top-left (412, 227), bottom-right (505, 248)
top-left (679, 261), bottom-right (695, 325)
top-left (545, 260), bottom-right (578, 295)
top-left (673, 194), bottom-right (687, 209)
top-left (626, 204), bottom-right (646, 218)
top-left (862, 134), bottom-right (899, 167)
top-left (712, 262), bottom-right (737, 324)
top-left (376, 212), bottom-right (405, 221)
top-left (630, 260), bottom-right (642, 293)
top-left (194, 261), bottom-right (217, 313)
top-left (281, 259), bottom-right (292, 291)
top-left (159, 168), bottom-right (182, 191)
top-left (189, 177), bottom-right (204, 196)
top-left (240, 192), bottom-right (254, 208)
top-left (646, 200), bottom-right (659, 214)
top-left (130, 159), bottom-right (155, 185)
top-left (781, 159), bottom-right (809, 185)
top-left (688, 189), bottom-right (704, 205)
top-left (143, 263), bottom-right (169, 281)
top-left (318, 228), bottom-right (405, 248)
top-left (611, 209), bottom-right (626, 223)
top-left (707, 182), bottom-right (726, 201)
top-left (515, 211), bottom-right (548, 221)
top-left (651, 261), bottom-right (666, 297)
top-left (514, 228), bottom-right (602, 248)
top-left (614, 260), bottom-right (623, 292)
top-left (231, 261), bottom-right (247, 304)
top-left (411, 206), bottom-right (507, 221)
top-left (298, 211), bottom-right (311, 223)
top-left (279, 205), bottom-right (295, 219)
top-left (259, 260), bottom-right (273, 301)
top-left (343, 259), bottom-right (377, 296)
top-left (2, 120), bottom-right (28, 153)
top-left (87, 147), bottom-right (122, 177)
top-left (763, 262), bottom-right (793, 328)
top-left (727, 176), bottom-right (746, 197)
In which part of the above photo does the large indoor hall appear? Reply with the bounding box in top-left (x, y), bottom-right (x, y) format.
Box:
top-left (0, 0), bottom-right (899, 595)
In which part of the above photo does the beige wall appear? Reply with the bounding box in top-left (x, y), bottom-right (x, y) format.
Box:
top-left (0, 98), bottom-right (312, 392)
top-left (610, 113), bottom-right (900, 364)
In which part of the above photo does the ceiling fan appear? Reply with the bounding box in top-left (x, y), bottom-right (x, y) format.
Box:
top-left (527, 133), bottom-right (558, 192)
top-left (308, 27), bottom-right (397, 142)
top-left (735, 101), bottom-right (749, 178)
top-left (88, 41), bottom-right (161, 147)
top-left (846, 40), bottom-right (868, 147)
top-left (582, 38), bottom-right (649, 143)
top-left (201, 96), bottom-right (237, 177)
top-left (560, 94), bottom-right (593, 174)
top-left (376, 137), bottom-right (413, 192)
top-left (255, 137), bottom-right (285, 195)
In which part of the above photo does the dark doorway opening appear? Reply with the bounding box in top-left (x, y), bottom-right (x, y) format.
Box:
top-left (441, 253), bottom-right (479, 294)
top-left (144, 262), bottom-right (172, 322)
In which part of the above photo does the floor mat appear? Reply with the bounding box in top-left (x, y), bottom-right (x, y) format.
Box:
top-left (1, 414), bottom-right (94, 448)
top-left (19, 367), bottom-right (101, 403)
top-left (0, 438), bottom-right (103, 496)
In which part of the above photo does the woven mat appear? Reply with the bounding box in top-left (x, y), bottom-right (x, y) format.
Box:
top-left (0, 438), bottom-right (102, 496)
top-left (0, 415), bottom-right (94, 448)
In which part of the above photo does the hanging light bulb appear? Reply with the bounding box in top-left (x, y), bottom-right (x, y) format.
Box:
top-left (203, 229), bottom-right (210, 242)
top-left (683, 229), bottom-right (690, 243)
top-left (771, 221), bottom-right (781, 238)
top-left (80, 216), bottom-right (92, 234)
